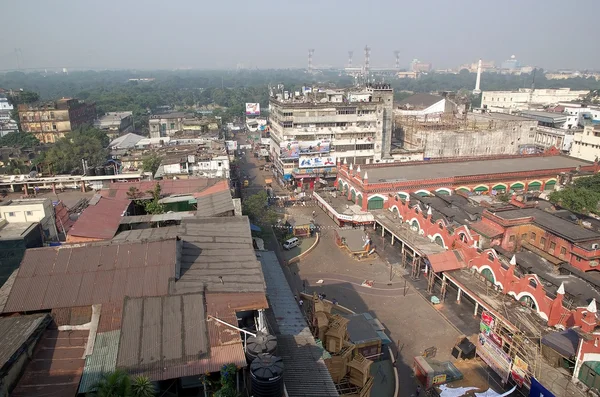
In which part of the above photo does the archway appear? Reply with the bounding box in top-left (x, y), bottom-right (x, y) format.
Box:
top-left (434, 235), bottom-right (444, 247)
top-left (492, 184), bottom-right (507, 193)
top-left (473, 185), bottom-right (489, 194)
top-left (392, 206), bottom-right (400, 218)
top-left (544, 179), bottom-right (557, 191)
top-left (510, 182), bottom-right (524, 191)
top-left (351, 189), bottom-right (356, 202)
top-left (356, 194), bottom-right (363, 206)
top-left (397, 192), bottom-right (409, 200)
top-left (367, 196), bottom-right (384, 210)
top-left (435, 188), bottom-right (451, 195)
top-left (415, 190), bottom-right (430, 197)
top-left (519, 295), bottom-right (538, 310)
top-left (527, 181), bottom-right (542, 191)
top-left (481, 268), bottom-right (495, 284)
top-left (455, 187), bottom-right (470, 194)
top-left (410, 219), bottom-right (420, 231)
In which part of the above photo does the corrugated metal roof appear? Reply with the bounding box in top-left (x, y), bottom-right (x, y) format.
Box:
top-left (426, 250), bottom-right (466, 273)
top-left (259, 251), bottom-right (338, 396)
top-left (0, 314), bottom-right (50, 368)
top-left (97, 302), bottom-right (124, 332)
top-left (119, 212), bottom-right (195, 225)
top-left (50, 306), bottom-right (92, 327)
top-left (3, 239), bottom-right (178, 313)
top-left (116, 293), bottom-right (212, 381)
top-left (78, 330), bottom-right (120, 394)
top-left (68, 197), bottom-right (130, 239)
top-left (103, 179), bottom-right (227, 200)
top-left (11, 328), bottom-right (90, 397)
top-left (171, 217), bottom-right (266, 294)
top-left (196, 189), bottom-right (235, 217)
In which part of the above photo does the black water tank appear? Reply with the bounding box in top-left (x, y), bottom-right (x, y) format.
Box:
top-left (250, 354), bottom-right (284, 397)
top-left (105, 166), bottom-right (115, 175)
top-left (95, 166), bottom-right (106, 176)
top-left (86, 167), bottom-right (96, 176)
top-left (246, 333), bottom-right (278, 363)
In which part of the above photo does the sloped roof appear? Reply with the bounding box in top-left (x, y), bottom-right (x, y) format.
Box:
top-left (68, 196), bottom-right (130, 240)
top-left (396, 93), bottom-right (444, 110)
top-left (426, 250), bottom-right (466, 273)
top-left (78, 330), bottom-right (120, 394)
top-left (0, 313), bottom-right (50, 369)
top-left (109, 133), bottom-right (145, 149)
top-left (103, 179), bottom-right (228, 200)
top-left (196, 189), bottom-right (234, 217)
top-left (2, 239), bottom-right (178, 313)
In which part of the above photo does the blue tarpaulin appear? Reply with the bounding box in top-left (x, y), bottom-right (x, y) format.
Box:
top-left (530, 377), bottom-right (555, 397)
top-left (250, 224), bottom-right (262, 232)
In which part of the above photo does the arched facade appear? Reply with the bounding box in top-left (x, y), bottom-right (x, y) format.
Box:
top-left (414, 189), bottom-right (431, 197)
top-left (435, 188), bottom-right (452, 195)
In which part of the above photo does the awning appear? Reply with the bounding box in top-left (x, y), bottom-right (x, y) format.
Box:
top-left (474, 186), bottom-right (489, 192)
top-left (158, 195), bottom-right (196, 204)
top-left (492, 184), bottom-right (506, 191)
top-left (511, 182), bottom-right (524, 190)
top-left (426, 250), bottom-right (466, 273)
top-left (527, 181), bottom-right (542, 191)
top-left (541, 329), bottom-right (581, 358)
top-left (250, 224), bottom-right (262, 232)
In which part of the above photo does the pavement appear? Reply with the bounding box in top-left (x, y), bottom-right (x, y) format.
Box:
top-left (280, 235), bottom-right (317, 262)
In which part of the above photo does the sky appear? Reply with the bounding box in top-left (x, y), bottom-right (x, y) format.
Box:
top-left (1, 0), bottom-right (598, 72)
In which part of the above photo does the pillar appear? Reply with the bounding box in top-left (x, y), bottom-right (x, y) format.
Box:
top-left (52, 183), bottom-right (56, 194)
top-left (457, 288), bottom-right (462, 303)
top-left (80, 181), bottom-right (86, 192)
top-left (391, 234), bottom-right (395, 246)
top-left (381, 226), bottom-right (385, 237)
top-left (23, 184), bottom-right (28, 196)
top-left (474, 302), bottom-right (479, 316)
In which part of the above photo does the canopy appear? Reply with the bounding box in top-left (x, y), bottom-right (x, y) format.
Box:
top-left (541, 329), bottom-right (581, 357)
top-left (250, 224), bottom-right (262, 232)
top-left (511, 182), bottom-right (524, 190)
top-left (474, 186), bottom-right (489, 192)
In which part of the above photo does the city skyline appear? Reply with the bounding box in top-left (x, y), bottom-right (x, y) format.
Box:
top-left (1, 0), bottom-right (599, 71)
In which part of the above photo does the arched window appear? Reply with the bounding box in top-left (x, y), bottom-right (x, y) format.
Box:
top-left (487, 252), bottom-right (494, 262)
top-left (519, 295), bottom-right (537, 310)
top-left (481, 268), bottom-right (495, 284)
top-left (434, 235), bottom-right (444, 247)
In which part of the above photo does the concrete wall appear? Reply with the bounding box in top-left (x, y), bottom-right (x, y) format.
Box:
top-left (571, 126), bottom-right (600, 162)
top-left (0, 199), bottom-right (57, 239)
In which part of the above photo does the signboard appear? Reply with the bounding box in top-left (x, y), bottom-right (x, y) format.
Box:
top-left (432, 374), bottom-right (447, 385)
top-left (280, 141), bottom-right (300, 159)
top-left (299, 139), bottom-right (330, 155)
top-left (476, 332), bottom-right (512, 384)
top-left (299, 156), bottom-right (336, 168)
top-left (245, 103), bottom-right (260, 116)
top-left (225, 140), bottom-right (238, 152)
top-left (511, 355), bottom-right (529, 387)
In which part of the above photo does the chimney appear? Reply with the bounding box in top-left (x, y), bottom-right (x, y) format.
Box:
top-left (473, 59), bottom-right (482, 96)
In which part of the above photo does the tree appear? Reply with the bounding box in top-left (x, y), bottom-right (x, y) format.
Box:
top-left (137, 183), bottom-right (165, 215)
top-left (131, 376), bottom-right (155, 397)
top-left (548, 187), bottom-right (600, 214)
top-left (43, 126), bottom-right (109, 174)
top-left (214, 364), bottom-right (240, 397)
top-left (242, 191), bottom-right (278, 225)
top-left (142, 153), bottom-right (162, 177)
top-left (0, 131), bottom-right (39, 148)
top-left (126, 186), bottom-right (142, 200)
top-left (91, 369), bottom-right (131, 397)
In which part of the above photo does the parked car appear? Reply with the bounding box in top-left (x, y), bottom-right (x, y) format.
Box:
top-left (283, 237), bottom-right (300, 250)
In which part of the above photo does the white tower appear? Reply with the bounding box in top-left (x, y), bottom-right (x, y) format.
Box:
top-left (473, 59), bottom-right (482, 95)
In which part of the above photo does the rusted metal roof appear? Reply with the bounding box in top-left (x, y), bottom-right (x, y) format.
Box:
top-left (103, 178), bottom-right (228, 200)
top-left (0, 313), bottom-right (50, 369)
top-left (426, 250), bottom-right (467, 273)
top-left (50, 306), bottom-right (93, 327)
top-left (195, 189), bottom-right (235, 217)
top-left (68, 196), bottom-right (130, 240)
top-left (97, 302), bottom-right (124, 332)
top-left (3, 239), bottom-right (178, 313)
top-left (117, 293), bottom-right (211, 381)
top-left (10, 328), bottom-right (89, 397)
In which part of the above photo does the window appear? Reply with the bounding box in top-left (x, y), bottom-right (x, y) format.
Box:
top-left (509, 235), bottom-right (516, 243)
top-left (7, 212), bottom-right (15, 217)
top-left (52, 124), bottom-right (57, 130)
top-left (26, 211), bottom-right (33, 216)
top-left (521, 233), bottom-right (527, 240)
top-left (170, 123), bottom-right (175, 130)
top-left (540, 237), bottom-right (546, 247)
top-left (283, 112), bottom-right (293, 117)
top-left (575, 256), bottom-right (582, 262)
top-left (50, 111), bottom-right (55, 119)
top-left (217, 162), bottom-right (222, 167)
top-left (282, 121), bottom-right (293, 128)
top-left (530, 232), bottom-right (536, 242)
top-left (560, 247), bottom-right (567, 256)
top-left (550, 242), bottom-right (556, 251)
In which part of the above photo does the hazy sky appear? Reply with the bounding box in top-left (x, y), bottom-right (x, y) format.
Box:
top-left (1, 0), bottom-right (598, 71)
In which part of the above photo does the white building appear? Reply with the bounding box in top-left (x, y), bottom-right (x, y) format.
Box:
top-left (481, 88), bottom-right (590, 113)
top-left (571, 125), bottom-right (600, 162)
top-left (158, 155), bottom-right (230, 179)
top-left (0, 198), bottom-right (58, 239)
top-left (556, 102), bottom-right (600, 128)
top-left (94, 111), bottom-right (133, 137)
top-left (0, 97), bottom-right (18, 136)
top-left (534, 126), bottom-right (575, 152)
top-left (394, 93), bottom-right (457, 121)
top-left (269, 84), bottom-right (393, 188)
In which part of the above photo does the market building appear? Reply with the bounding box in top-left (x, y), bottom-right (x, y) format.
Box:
top-left (268, 84), bottom-right (393, 190)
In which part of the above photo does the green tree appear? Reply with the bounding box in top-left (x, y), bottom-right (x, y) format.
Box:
top-left (0, 131), bottom-right (39, 148)
top-left (574, 174), bottom-right (600, 193)
top-left (214, 364), bottom-right (240, 397)
top-left (137, 182), bottom-right (165, 215)
top-left (242, 191), bottom-right (278, 225)
top-left (91, 369), bottom-right (131, 397)
top-left (131, 376), bottom-right (155, 397)
top-left (548, 187), bottom-right (600, 214)
top-left (142, 153), bottom-right (162, 177)
top-left (43, 126), bottom-right (109, 174)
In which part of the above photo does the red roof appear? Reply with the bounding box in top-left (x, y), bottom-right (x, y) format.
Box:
top-left (68, 197), bottom-right (130, 240)
top-left (470, 221), bottom-right (504, 238)
top-left (102, 178), bottom-right (227, 200)
top-left (2, 239), bottom-right (178, 313)
top-left (427, 250), bottom-right (466, 273)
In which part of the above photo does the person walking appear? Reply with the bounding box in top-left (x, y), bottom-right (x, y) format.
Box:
top-left (298, 299), bottom-right (304, 308)
top-left (312, 210), bottom-right (316, 218)
top-left (416, 385), bottom-right (421, 396)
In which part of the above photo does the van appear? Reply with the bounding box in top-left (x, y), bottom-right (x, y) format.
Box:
top-left (283, 237), bottom-right (300, 250)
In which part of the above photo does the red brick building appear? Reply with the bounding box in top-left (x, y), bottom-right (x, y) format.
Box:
top-left (335, 153), bottom-right (597, 212)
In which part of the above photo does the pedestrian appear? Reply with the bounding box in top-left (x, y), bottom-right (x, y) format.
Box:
top-left (298, 299), bottom-right (304, 308)
top-left (332, 298), bottom-right (338, 305)
top-left (416, 385), bottom-right (421, 396)
top-left (312, 210), bottom-right (316, 218)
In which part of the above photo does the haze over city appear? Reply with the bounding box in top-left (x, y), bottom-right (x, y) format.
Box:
top-left (1, 0), bottom-right (599, 71)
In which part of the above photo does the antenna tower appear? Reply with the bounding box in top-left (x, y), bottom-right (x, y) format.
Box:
top-left (14, 48), bottom-right (22, 70)
top-left (394, 50), bottom-right (400, 69)
top-left (364, 45), bottom-right (371, 81)
top-left (308, 49), bottom-right (315, 73)
top-left (348, 51), bottom-right (353, 68)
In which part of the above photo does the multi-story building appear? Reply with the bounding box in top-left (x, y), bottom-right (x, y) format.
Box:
top-left (410, 59), bottom-right (432, 73)
top-left (534, 126), bottom-right (576, 152)
top-left (481, 88), bottom-right (590, 113)
top-left (18, 98), bottom-right (96, 143)
top-left (149, 112), bottom-right (190, 138)
top-left (0, 96), bottom-right (17, 137)
top-left (551, 102), bottom-right (600, 128)
top-left (0, 198), bottom-right (58, 240)
top-left (93, 111), bottom-right (133, 138)
top-left (571, 125), bottom-right (600, 162)
top-left (268, 84), bottom-right (393, 189)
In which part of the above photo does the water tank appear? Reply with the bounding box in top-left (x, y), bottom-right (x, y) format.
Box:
top-left (250, 354), bottom-right (284, 397)
top-left (105, 166), bottom-right (115, 175)
top-left (95, 166), bottom-right (106, 176)
top-left (86, 167), bottom-right (96, 177)
top-left (246, 333), bottom-right (277, 362)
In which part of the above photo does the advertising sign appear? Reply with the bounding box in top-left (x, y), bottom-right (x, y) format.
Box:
top-left (477, 333), bottom-right (512, 384)
top-left (299, 156), bottom-right (336, 168)
top-left (299, 139), bottom-right (331, 155)
top-left (511, 355), bottom-right (529, 387)
top-left (245, 103), bottom-right (260, 116)
top-left (225, 140), bottom-right (238, 152)
top-left (280, 141), bottom-right (300, 159)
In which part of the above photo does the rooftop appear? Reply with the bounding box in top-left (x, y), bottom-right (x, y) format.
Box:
top-left (102, 178), bottom-right (227, 200)
top-left (195, 189), bottom-right (235, 217)
top-left (67, 196), bottom-right (130, 240)
top-left (520, 110), bottom-right (569, 122)
top-left (0, 313), bottom-right (50, 369)
top-left (0, 221), bottom-right (38, 240)
top-left (396, 93), bottom-right (444, 110)
top-left (2, 239), bottom-right (179, 313)
top-left (109, 132), bottom-right (145, 149)
top-left (0, 198), bottom-right (49, 207)
top-left (364, 155), bottom-right (592, 183)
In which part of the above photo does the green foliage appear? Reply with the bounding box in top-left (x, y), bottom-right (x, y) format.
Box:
top-left (548, 187), bottom-right (600, 214)
top-left (136, 183), bottom-right (165, 215)
top-left (497, 193), bottom-right (511, 203)
top-left (0, 131), bottom-right (39, 148)
top-left (573, 174), bottom-right (600, 193)
top-left (91, 369), bottom-right (132, 397)
top-left (131, 376), bottom-right (155, 397)
top-left (242, 191), bottom-right (278, 225)
top-left (142, 153), bottom-right (162, 176)
top-left (43, 126), bottom-right (109, 174)
top-left (6, 90), bottom-right (39, 105)
top-left (214, 364), bottom-right (239, 397)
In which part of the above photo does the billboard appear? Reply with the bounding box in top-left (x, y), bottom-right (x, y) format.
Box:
top-left (299, 139), bottom-right (330, 155)
top-left (245, 103), bottom-right (260, 116)
top-left (299, 156), bottom-right (336, 168)
top-left (280, 141), bottom-right (300, 159)
top-left (225, 140), bottom-right (237, 152)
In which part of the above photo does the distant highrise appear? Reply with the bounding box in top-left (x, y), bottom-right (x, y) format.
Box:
top-left (501, 55), bottom-right (520, 70)
top-left (410, 59), bottom-right (432, 73)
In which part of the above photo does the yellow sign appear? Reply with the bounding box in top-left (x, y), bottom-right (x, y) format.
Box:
top-left (432, 374), bottom-right (447, 385)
